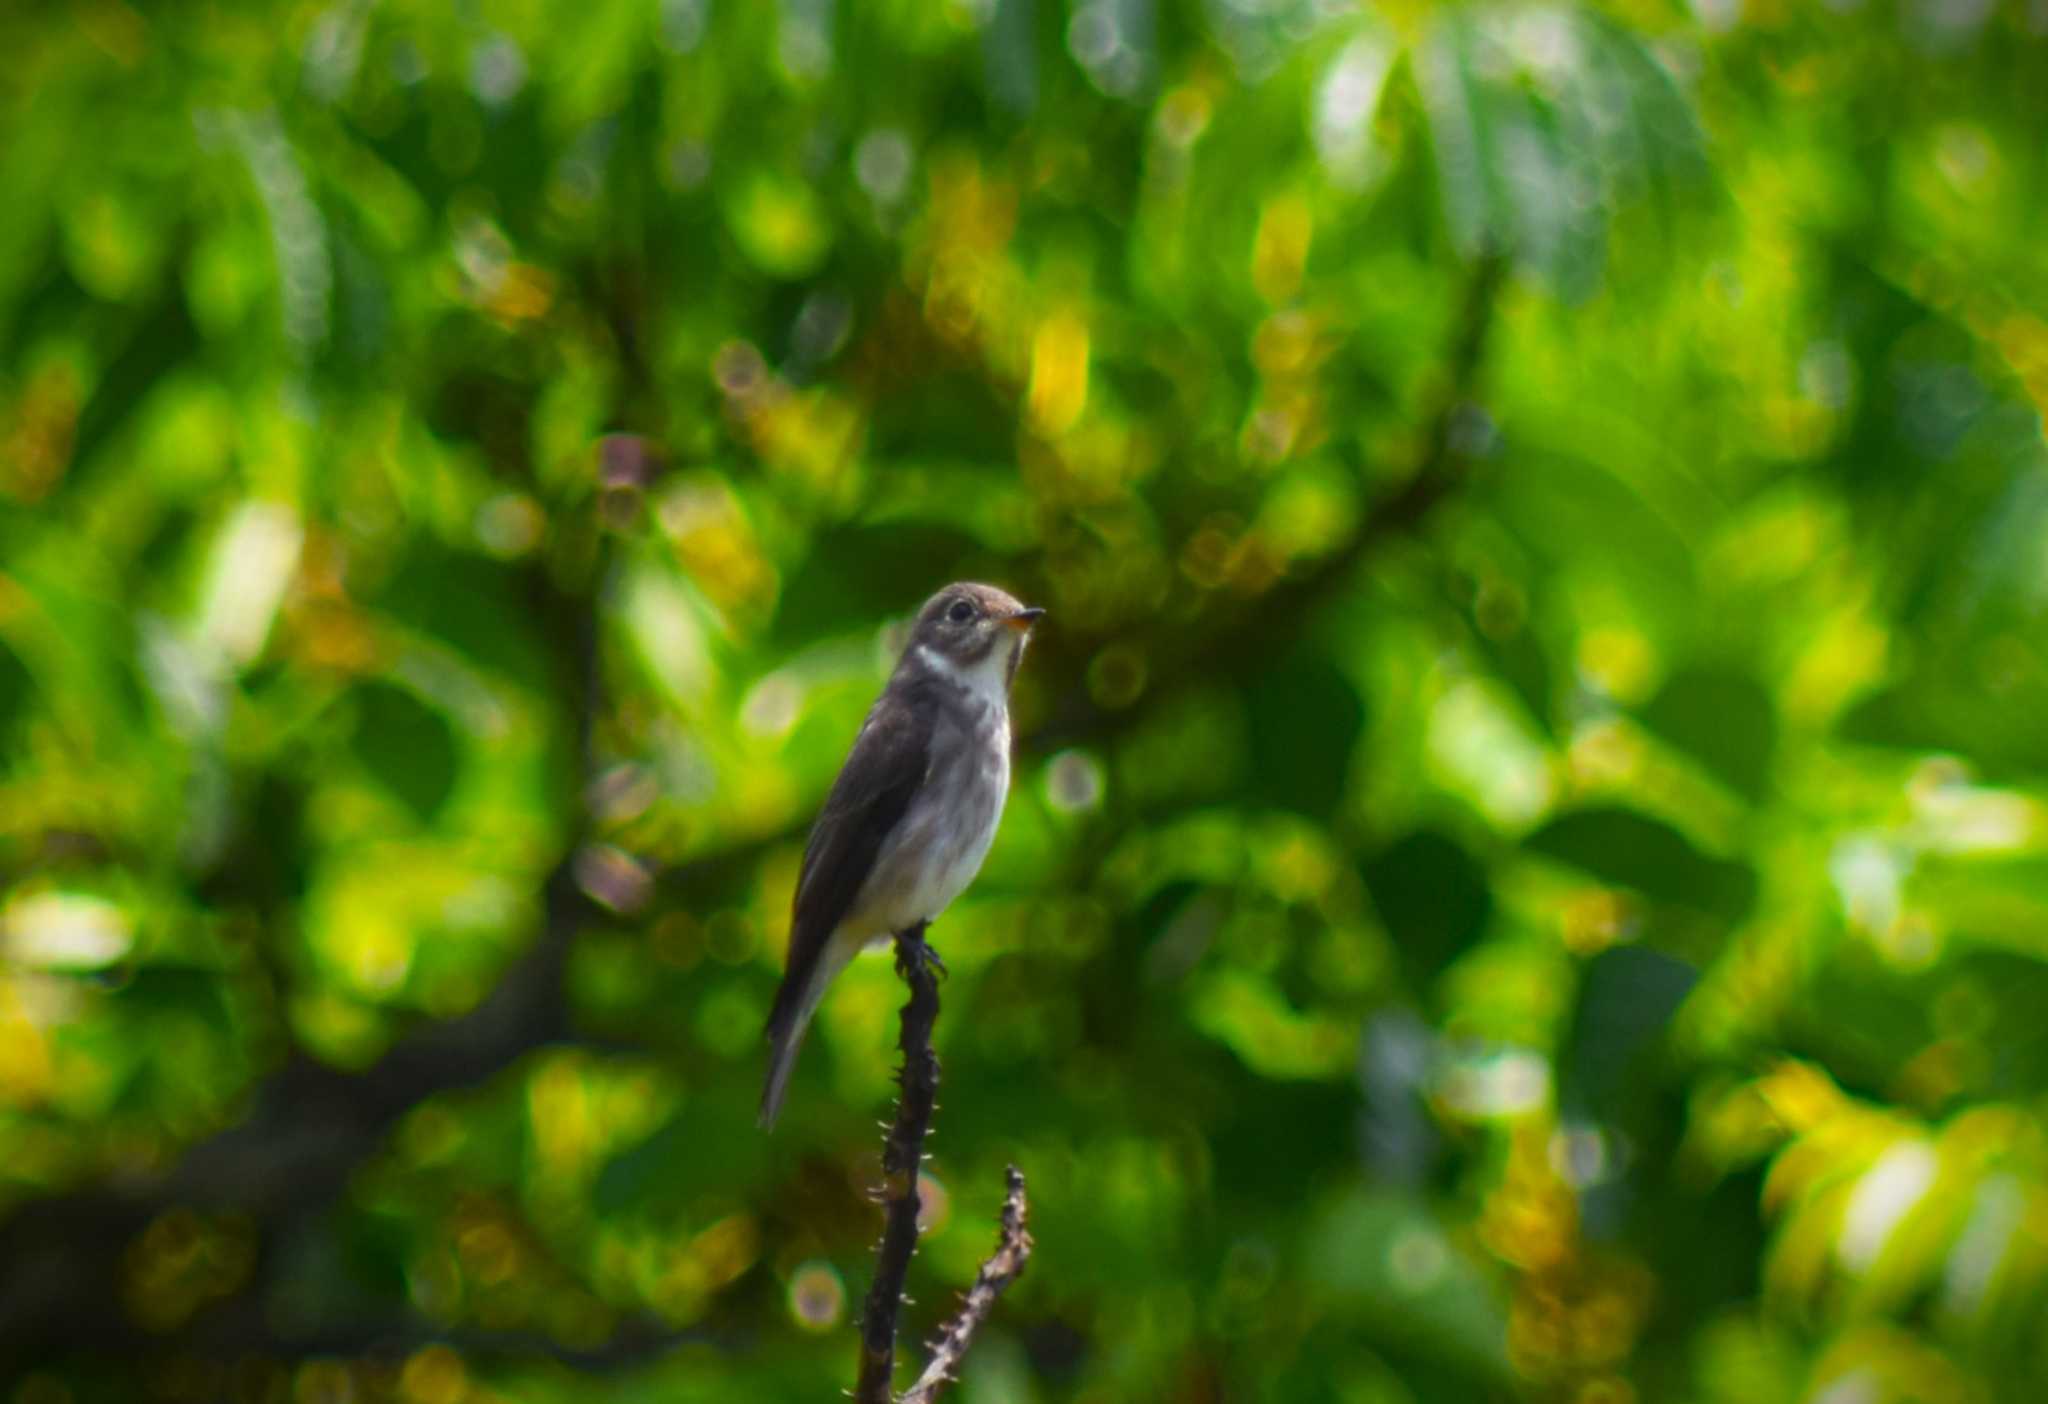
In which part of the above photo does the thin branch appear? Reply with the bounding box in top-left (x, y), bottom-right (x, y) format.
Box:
top-left (901, 1166), bottom-right (1033, 1404)
top-left (855, 922), bottom-right (943, 1404)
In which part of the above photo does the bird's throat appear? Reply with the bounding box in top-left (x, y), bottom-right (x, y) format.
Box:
top-left (915, 642), bottom-right (1013, 711)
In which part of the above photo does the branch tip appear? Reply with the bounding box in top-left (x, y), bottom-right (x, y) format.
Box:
top-left (852, 925), bottom-right (1033, 1404)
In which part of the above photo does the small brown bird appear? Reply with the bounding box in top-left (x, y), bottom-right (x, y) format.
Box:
top-left (759, 582), bottom-right (1043, 1128)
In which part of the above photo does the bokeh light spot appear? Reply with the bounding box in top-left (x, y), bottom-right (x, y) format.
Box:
top-left (2, 891), bottom-right (132, 970)
top-left (1086, 645), bottom-right (1148, 709)
top-left (1044, 749), bottom-right (1105, 813)
top-left (916, 1171), bottom-right (951, 1235)
top-left (398, 1344), bottom-right (468, 1404)
top-left (855, 129), bottom-right (913, 204)
top-left (788, 1260), bottom-right (845, 1331)
top-left (1388, 1226), bottom-right (1449, 1294)
top-left (1838, 1140), bottom-right (1937, 1273)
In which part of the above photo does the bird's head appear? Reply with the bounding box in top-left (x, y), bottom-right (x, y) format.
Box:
top-left (906, 582), bottom-right (1044, 693)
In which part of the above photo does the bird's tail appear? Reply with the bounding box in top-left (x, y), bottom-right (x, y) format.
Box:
top-left (758, 936), bottom-right (857, 1130)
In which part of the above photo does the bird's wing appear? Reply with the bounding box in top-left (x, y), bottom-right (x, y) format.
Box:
top-left (770, 682), bottom-right (934, 1023)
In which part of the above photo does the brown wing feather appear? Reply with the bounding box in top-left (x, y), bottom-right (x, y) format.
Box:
top-left (764, 680), bottom-right (935, 1038)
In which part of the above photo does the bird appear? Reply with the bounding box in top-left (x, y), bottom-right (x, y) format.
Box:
top-left (758, 582), bottom-right (1044, 1129)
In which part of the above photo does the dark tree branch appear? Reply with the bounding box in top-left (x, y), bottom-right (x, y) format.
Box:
top-left (856, 922), bottom-right (943, 1404)
top-left (853, 928), bottom-right (1032, 1403)
top-left (901, 1166), bottom-right (1032, 1404)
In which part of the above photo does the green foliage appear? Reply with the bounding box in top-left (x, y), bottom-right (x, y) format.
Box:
top-left (3, 1), bottom-right (2048, 1401)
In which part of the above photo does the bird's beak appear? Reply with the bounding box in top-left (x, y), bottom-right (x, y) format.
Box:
top-left (1004, 606), bottom-right (1046, 632)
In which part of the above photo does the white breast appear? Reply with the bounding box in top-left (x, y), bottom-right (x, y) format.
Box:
top-left (917, 643), bottom-right (1013, 711)
top-left (844, 651), bottom-right (1014, 944)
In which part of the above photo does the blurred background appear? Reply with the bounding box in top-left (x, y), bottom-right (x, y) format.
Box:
top-left (4, 0), bottom-right (2048, 1400)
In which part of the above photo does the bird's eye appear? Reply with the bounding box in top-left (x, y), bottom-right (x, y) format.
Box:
top-left (946, 599), bottom-right (976, 624)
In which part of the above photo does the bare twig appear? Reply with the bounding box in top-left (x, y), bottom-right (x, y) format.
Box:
top-left (901, 1166), bottom-right (1033, 1404)
top-left (855, 922), bottom-right (943, 1404)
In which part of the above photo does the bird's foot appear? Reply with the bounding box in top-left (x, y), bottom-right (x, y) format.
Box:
top-left (894, 924), bottom-right (947, 980)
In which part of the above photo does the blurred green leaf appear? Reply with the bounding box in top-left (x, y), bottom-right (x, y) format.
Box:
top-left (722, 169), bottom-right (834, 279)
top-left (1306, 1187), bottom-right (1514, 1387)
top-left (1640, 667), bottom-right (1778, 803)
top-left (7, 2), bottom-right (2048, 1400)
top-left (0, 641), bottom-right (34, 738)
top-left (350, 682), bottom-right (460, 823)
top-left (1246, 650), bottom-right (1365, 817)
top-left (1526, 806), bottom-right (1756, 925)
top-left (1361, 829), bottom-right (1494, 990)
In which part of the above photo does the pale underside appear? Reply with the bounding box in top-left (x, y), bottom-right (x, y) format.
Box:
top-left (758, 634), bottom-right (1018, 1125)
